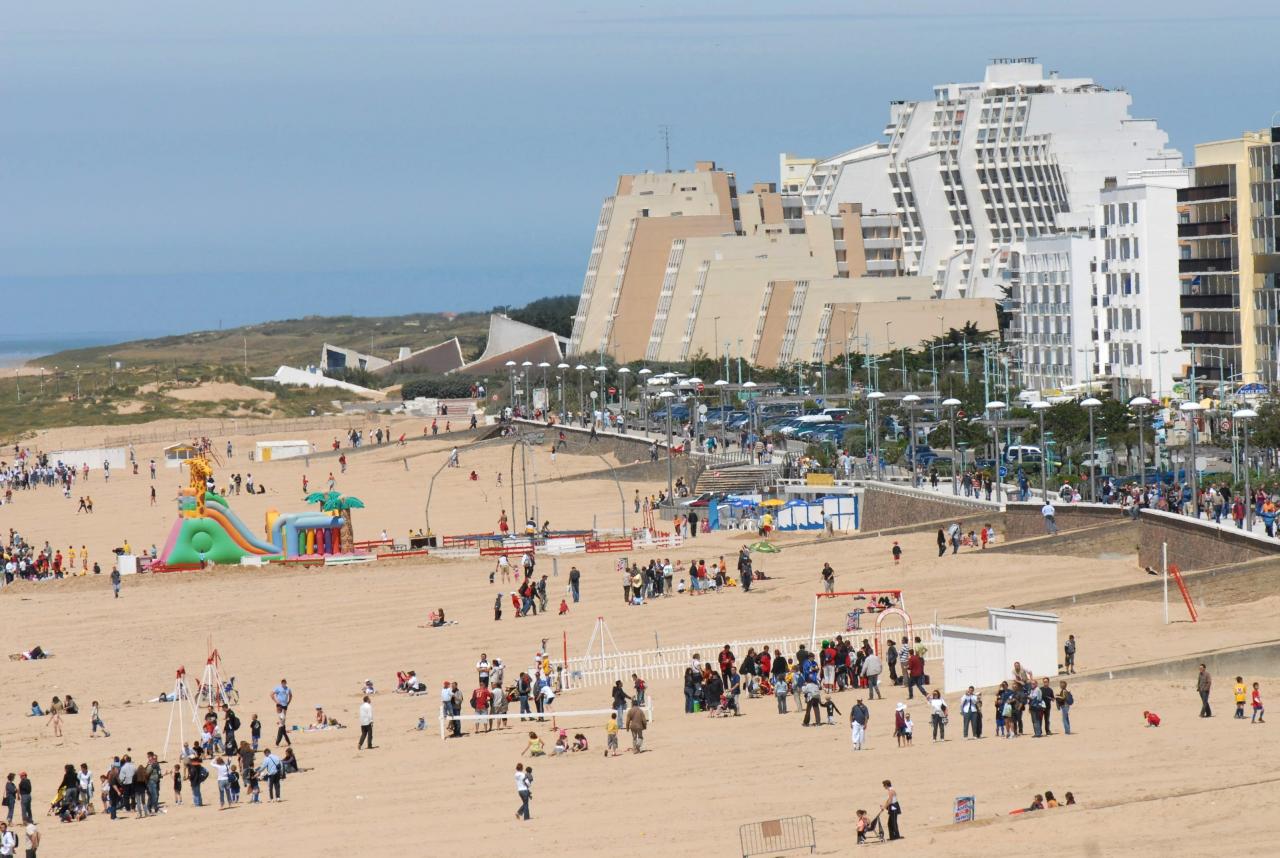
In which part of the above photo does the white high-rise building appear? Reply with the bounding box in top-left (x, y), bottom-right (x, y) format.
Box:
top-left (1094, 171), bottom-right (1190, 400)
top-left (796, 59), bottom-right (1182, 299)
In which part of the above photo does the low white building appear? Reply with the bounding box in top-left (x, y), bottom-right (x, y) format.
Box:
top-left (253, 366), bottom-right (383, 398)
top-left (255, 440), bottom-right (313, 462)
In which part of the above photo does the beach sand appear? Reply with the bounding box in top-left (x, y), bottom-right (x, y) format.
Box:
top-left (1, 422), bottom-right (1277, 856)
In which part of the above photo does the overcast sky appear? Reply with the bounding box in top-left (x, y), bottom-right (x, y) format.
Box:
top-left (3, 1), bottom-right (1277, 335)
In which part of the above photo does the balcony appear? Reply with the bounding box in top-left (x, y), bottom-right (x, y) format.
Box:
top-left (1180, 293), bottom-right (1236, 309)
top-left (1181, 330), bottom-right (1237, 346)
top-left (1179, 257), bottom-right (1235, 274)
top-left (1178, 220), bottom-right (1235, 238)
top-left (1178, 184), bottom-right (1233, 203)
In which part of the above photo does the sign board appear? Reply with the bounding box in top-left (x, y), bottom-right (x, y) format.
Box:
top-left (953, 795), bottom-right (976, 823)
top-left (698, 404), bottom-right (708, 415)
top-left (1195, 456), bottom-right (1208, 471)
top-left (998, 465), bottom-right (1008, 477)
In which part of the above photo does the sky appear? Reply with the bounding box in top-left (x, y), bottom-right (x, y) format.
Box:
top-left (3, 0), bottom-right (1278, 336)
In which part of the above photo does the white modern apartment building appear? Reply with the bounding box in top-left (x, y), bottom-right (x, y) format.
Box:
top-left (1096, 171), bottom-right (1189, 399)
top-left (795, 59), bottom-right (1183, 299)
top-left (1008, 233), bottom-right (1095, 392)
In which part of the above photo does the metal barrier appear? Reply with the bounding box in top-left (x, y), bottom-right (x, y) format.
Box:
top-left (739, 814), bottom-right (816, 858)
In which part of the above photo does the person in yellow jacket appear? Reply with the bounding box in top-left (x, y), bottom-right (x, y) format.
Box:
top-left (1234, 676), bottom-right (1248, 719)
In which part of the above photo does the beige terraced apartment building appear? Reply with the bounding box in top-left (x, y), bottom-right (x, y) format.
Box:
top-left (569, 161), bottom-right (995, 368)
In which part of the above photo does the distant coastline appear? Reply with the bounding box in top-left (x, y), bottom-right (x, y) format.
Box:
top-left (0, 334), bottom-right (128, 368)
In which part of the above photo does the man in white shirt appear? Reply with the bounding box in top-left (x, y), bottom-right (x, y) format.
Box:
top-left (358, 696), bottom-right (374, 750)
top-left (476, 655), bottom-right (491, 687)
top-left (0, 821), bottom-right (16, 857)
top-left (960, 686), bottom-right (981, 738)
top-left (861, 653), bottom-right (883, 699)
top-left (1041, 500), bottom-right (1058, 534)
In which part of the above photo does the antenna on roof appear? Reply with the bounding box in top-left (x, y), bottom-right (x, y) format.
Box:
top-left (659, 124), bottom-right (671, 172)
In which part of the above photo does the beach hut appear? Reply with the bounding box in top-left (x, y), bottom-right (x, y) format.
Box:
top-left (163, 442), bottom-right (200, 469)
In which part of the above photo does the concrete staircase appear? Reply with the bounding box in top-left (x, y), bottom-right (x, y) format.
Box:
top-left (694, 465), bottom-right (778, 495)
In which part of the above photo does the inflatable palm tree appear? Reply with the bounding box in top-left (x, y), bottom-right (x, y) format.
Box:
top-left (305, 491), bottom-right (365, 552)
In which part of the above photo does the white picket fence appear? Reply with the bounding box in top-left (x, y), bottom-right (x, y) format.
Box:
top-left (437, 698), bottom-right (655, 739)
top-left (561, 625), bottom-right (939, 691)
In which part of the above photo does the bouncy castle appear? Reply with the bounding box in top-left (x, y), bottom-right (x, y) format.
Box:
top-left (157, 456), bottom-right (350, 566)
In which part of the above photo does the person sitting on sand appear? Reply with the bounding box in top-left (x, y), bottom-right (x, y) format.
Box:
top-left (362, 679), bottom-right (376, 696)
top-left (521, 731), bottom-right (545, 757)
top-left (1144, 710), bottom-right (1161, 727)
top-left (552, 730), bottom-right (569, 755)
top-left (430, 609), bottom-right (447, 628)
top-left (1026, 794), bottom-right (1045, 812)
top-left (571, 733), bottom-right (588, 752)
top-left (29, 701), bottom-right (44, 717)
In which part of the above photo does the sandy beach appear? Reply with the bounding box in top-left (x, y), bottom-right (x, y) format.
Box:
top-left (1, 421), bottom-right (1277, 857)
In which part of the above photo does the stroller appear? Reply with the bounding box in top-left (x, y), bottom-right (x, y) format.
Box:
top-left (856, 809), bottom-right (885, 845)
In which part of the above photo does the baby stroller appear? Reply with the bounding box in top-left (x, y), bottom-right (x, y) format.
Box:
top-left (856, 809), bottom-right (885, 845)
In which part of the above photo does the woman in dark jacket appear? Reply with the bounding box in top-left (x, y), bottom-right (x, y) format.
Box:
top-left (683, 669), bottom-right (698, 714)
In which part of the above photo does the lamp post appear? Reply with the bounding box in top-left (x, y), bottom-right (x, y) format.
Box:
top-left (867, 391), bottom-right (885, 480)
top-left (618, 367), bottom-right (631, 431)
top-left (556, 363), bottom-right (569, 422)
top-left (574, 364), bottom-right (588, 424)
top-left (595, 365), bottom-right (608, 429)
top-left (1130, 396), bottom-right (1152, 488)
top-left (686, 378), bottom-right (703, 446)
top-left (986, 400), bottom-right (1006, 503)
top-left (714, 379), bottom-right (729, 451)
top-left (903, 394), bottom-right (921, 487)
top-left (658, 390), bottom-right (675, 505)
top-left (742, 380), bottom-right (758, 450)
top-left (537, 362), bottom-right (550, 415)
top-left (1234, 407), bottom-right (1258, 531)
top-left (1081, 397), bottom-right (1102, 503)
top-left (521, 361), bottom-right (534, 412)
top-left (638, 367), bottom-right (652, 428)
top-left (943, 397), bottom-right (961, 495)
top-left (1031, 400), bottom-right (1051, 502)
top-left (1180, 401), bottom-right (1205, 517)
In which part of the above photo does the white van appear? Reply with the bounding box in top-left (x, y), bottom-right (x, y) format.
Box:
top-left (1004, 445), bottom-right (1043, 465)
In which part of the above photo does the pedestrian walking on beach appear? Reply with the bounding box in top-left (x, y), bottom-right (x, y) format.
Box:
top-left (820, 562), bottom-right (835, 593)
top-left (1058, 681), bottom-right (1073, 734)
top-left (514, 763), bottom-right (531, 820)
top-left (258, 749), bottom-right (282, 802)
top-left (1197, 664), bottom-right (1213, 717)
top-left (625, 698), bottom-right (648, 752)
top-left (16, 775), bottom-right (31, 825)
top-left (110, 567), bottom-right (121, 598)
top-left (936, 528), bottom-right (946, 557)
top-left (1064, 634), bottom-right (1077, 674)
top-left (358, 696), bottom-right (375, 749)
top-left (850, 699), bottom-right (868, 750)
top-left (90, 700), bottom-right (110, 738)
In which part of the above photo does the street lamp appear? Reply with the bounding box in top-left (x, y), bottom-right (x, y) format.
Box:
top-left (943, 397), bottom-right (961, 495)
top-left (742, 380), bottom-right (758, 451)
top-left (556, 363), bottom-right (570, 422)
top-left (638, 367), bottom-right (652, 427)
top-left (903, 394), bottom-right (921, 487)
top-left (595, 365), bottom-right (608, 429)
top-left (714, 379), bottom-right (729, 452)
top-left (1081, 397), bottom-right (1102, 503)
top-left (1031, 400), bottom-right (1051, 502)
top-left (537, 362), bottom-right (550, 415)
top-left (574, 365), bottom-right (588, 424)
top-left (617, 367), bottom-right (632, 431)
top-left (1234, 407), bottom-right (1258, 531)
top-left (686, 378), bottom-right (703, 445)
top-left (1180, 401), bottom-right (1205, 517)
top-left (521, 360), bottom-right (534, 412)
top-left (867, 391), bottom-right (885, 480)
top-left (986, 400), bottom-right (1007, 503)
top-left (658, 390), bottom-right (676, 505)
top-left (1130, 396), bottom-right (1152, 489)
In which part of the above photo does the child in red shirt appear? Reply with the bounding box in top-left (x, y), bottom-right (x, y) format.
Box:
top-left (1143, 710), bottom-right (1161, 727)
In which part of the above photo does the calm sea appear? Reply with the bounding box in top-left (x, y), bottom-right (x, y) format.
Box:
top-left (0, 334), bottom-right (125, 368)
